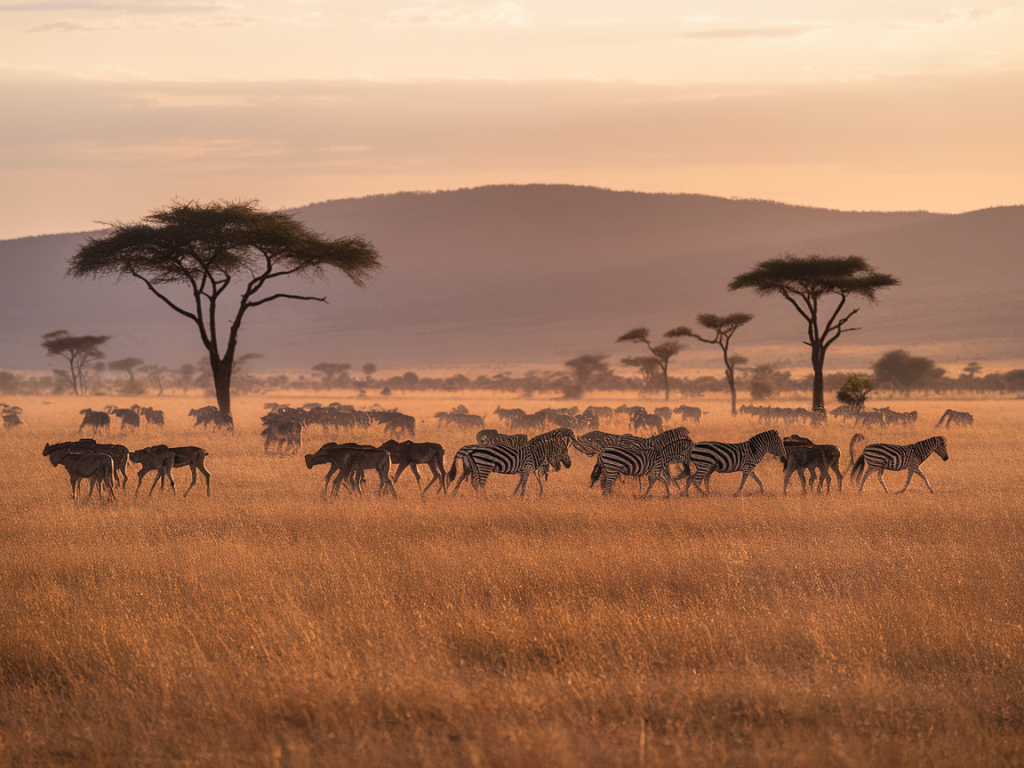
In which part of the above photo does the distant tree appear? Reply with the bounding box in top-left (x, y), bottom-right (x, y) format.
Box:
top-left (363, 363), bottom-right (377, 379)
top-left (616, 328), bottom-right (682, 400)
top-left (67, 199), bottom-right (381, 417)
top-left (109, 357), bottom-right (145, 384)
top-left (564, 354), bottom-right (613, 398)
top-left (139, 363), bottom-right (168, 395)
top-left (173, 363), bottom-right (198, 395)
top-left (963, 361), bottom-right (982, 379)
top-left (872, 350), bottom-right (945, 394)
top-left (836, 374), bottom-right (873, 414)
top-left (730, 254), bottom-right (899, 411)
top-left (748, 363), bottom-right (792, 402)
top-left (41, 330), bottom-right (110, 395)
top-left (667, 312), bottom-right (753, 415)
top-left (312, 362), bottom-right (352, 389)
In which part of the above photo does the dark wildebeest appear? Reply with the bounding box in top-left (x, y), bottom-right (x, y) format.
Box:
top-left (43, 442), bottom-right (117, 502)
top-left (79, 408), bottom-right (111, 434)
top-left (189, 405), bottom-right (233, 430)
top-left (780, 434), bottom-right (843, 494)
top-left (304, 442), bottom-right (390, 497)
top-left (261, 419), bottom-right (302, 454)
top-left (107, 407), bottom-right (141, 431)
top-left (936, 409), bottom-right (974, 427)
top-left (132, 405), bottom-right (165, 427)
top-left (379, 439), bottom-right (447, 493)
top-left (128, 444), bottom-right (211, 498)
top-left (50, 438), bottom-right (130, 488)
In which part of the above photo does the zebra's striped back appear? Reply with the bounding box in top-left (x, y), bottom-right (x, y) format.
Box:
top-left (686, 430), bottom-right (785, 496)
top-left (857, 436), bottom-right (948, 473)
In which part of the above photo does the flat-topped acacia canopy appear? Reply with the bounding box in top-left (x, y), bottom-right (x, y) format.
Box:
top-left (68, 199), bottom-right (381, 417)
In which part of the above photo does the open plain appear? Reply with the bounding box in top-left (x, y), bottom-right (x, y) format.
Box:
top-left (2, 393), bottom-right (1022, 767)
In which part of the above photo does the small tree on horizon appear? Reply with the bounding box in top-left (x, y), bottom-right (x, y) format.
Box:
top-left (667, 312), bottom-right (753, 415)
top-left (836, 373), bottom-right (873, 416)
top-left (41, 330), bottom-right (110, 396)
top-left (616, 328), bottom-right (681, 400)
top-left (729, 254), bottom-right (899, 411)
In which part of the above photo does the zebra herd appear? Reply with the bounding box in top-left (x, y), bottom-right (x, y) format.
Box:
top-left (38, 400), bottom-right (958, 502)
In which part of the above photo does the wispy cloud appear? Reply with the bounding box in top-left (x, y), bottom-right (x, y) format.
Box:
top-left (379, 1), bottom-right (532, 27)
top-left (1, 1), bottom-right (237, 12)
top-left (675, 6), bottom-right (1016, 42)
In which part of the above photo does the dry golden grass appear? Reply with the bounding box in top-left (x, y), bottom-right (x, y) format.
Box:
top-left (1, 393), bottom-right (1022, 767)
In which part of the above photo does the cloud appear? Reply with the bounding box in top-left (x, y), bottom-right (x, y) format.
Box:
top-left (379, 1), bottom-right (532, 27)
top-left (674, 6), bottom-right (1017, 42)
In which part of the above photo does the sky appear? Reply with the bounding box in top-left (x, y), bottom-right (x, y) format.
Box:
top-left (1, 0), bottom-right (1022, 240)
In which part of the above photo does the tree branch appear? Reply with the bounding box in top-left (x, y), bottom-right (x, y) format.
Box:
top-left (246, 293), bottom-right (329, 309)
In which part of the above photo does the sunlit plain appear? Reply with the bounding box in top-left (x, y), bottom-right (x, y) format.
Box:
top-left (1, 393), bottom-right (1022, 766)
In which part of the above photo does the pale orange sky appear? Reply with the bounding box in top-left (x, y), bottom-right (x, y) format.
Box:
top-left (1, 1), bottom-right (1021, 239)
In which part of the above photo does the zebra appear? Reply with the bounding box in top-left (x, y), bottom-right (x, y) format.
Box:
top-left (685, 430), bottom-right (786, 497)
top-left (590, 432), bottom-right (693, 497)
top-left (850, 436), bottom-right (949, 494)
top-left (448, 428), bottom-right (576, 496)
top-left (936, 409), bottom-right (974, 427)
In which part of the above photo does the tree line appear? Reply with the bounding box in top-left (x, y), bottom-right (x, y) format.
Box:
top-left (6, 199), bottom-right (1011, 414)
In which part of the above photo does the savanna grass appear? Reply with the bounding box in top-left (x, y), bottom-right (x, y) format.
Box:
top-left (1, 393), bottom-right (1022, 766)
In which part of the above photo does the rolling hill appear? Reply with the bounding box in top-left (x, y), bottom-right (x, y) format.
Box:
top-left (0, 185), bottom-right (1020, 377)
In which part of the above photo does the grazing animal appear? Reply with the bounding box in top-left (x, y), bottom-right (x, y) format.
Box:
top-left (475, 429), bottom-right (528, 448)
top-left (630, 411), bottom-right (664, 434)
top-left (449, 428), bottom-right (576, 496)
top-left (436, 411), bottom-right (485, 429)
top-left (305, 442), bottom-right (377, 495)
top-left (46, 438), bottom-right (130, 488)
top-left (109, 407), bottom-right (141, 431)
top-left (128, 445), bottom-right (211, 498)
top-left (305, 444), bottom-right (396, 497)
top-left (42, 443), bottom-right (117, 502)
top-left (780, 435), bottom-right (843, 494)
top-left (379, 439), bottom-right (447, 493)
top-left (132, 405), bottom-right (165, 426)
top-left (685, 430), bottom-right (787, 496)
top-left (2, 405), bottom-right (24, 428)
top-left (936, 409), bottom-right (974, 427)
top-left (672, 405), bottom-right (703, 424)
top-left (189, 406), bottom-right (233, 430)
top-left (78, 408), bottom-right (111, 434)
top-left (590, 431), bottom-right (693, 498)
top-left (261, 419), bottom-right (302, 454)
top-left (370, 411), bottom-right (416, 437)
top-left (850, 436), bottom-right (949, 494)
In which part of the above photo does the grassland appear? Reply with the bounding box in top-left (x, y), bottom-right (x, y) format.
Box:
top-left (1, 393), bottom-right (1022, 767)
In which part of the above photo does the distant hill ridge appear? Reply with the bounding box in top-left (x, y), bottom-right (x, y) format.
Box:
top-left (0, 185), bottom-right (1020, 372)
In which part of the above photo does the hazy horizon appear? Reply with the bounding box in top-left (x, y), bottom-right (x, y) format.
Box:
top-left (2, 1), bottom-right (1022, 240)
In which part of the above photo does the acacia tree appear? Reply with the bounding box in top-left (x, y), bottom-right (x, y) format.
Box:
top-left (729, 254), bottom-right (899, 411)
top-left (41, 330), bottom-right (110, 395)
top-left (616, 328), bottom-right (681, 401)
top-left (68, 200), bottom-right (381, 417)
top-left (667, 312), bottom-right (753, 415)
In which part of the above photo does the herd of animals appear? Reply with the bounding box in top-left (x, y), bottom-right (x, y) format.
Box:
top-left (24, 400), bottom-right (976, 503)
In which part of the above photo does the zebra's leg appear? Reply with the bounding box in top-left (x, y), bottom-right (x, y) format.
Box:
top-left (876, 470), bottom-right (889, 493)
top-left (857, 467), bottom-right (871, 492)
top-left (601, 470), bottom-right (619, 496)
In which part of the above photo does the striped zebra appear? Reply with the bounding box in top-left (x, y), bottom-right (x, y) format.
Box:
top-left (850, 436), bottom-right (948, 494)
top-left (448, 428), bottom-right (576, 496)
top-left (685, 430), bottom-right (786, 496)
top-left (590, 431), bottom-right (693, 497)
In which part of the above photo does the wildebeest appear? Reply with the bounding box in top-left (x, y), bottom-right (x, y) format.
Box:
top-left (128, 444), bottom-right (211, 498)
top-left (189, 405), bottom-right (233, 430)
top-left (304, 442), bottom-right (395, 497)
top-left (780, 435), bottom-right (843, 494)
top-left (936, 409), bottom-right (974, 427)
top-left (672, 405), bottom-right (703, 424)
top-left (47, 438), bottom-right (130, 488)
top-left (132, 405), bottom-right (165, 427)
top-left (475, 429), bottom-right (528, 448)
top-left (105, 406), bottom-right (141, 431)
top-left (42, 442), bottom-right (117, 502)
top-left (261, 419), bottom-right (302, 454)
top-left (379, 439), bottom-right (447, 493)
top-left (79, 408), bottom-right (111, 434)
top-left (2, 404), bottom-right (24, 428)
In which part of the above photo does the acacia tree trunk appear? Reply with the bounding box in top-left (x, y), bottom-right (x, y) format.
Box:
top-left (811, 343), bottom-right (826, 412)
top-left (725, 366), bottom-right (738, 416)
top-left (209, 355), bottom-right (233, 420)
